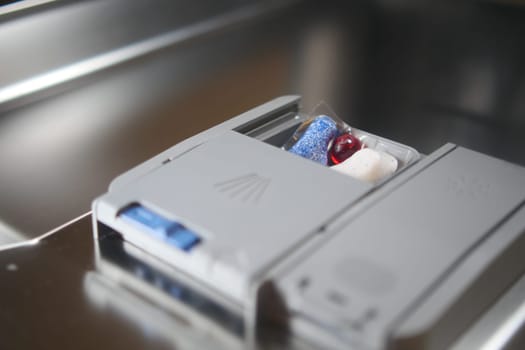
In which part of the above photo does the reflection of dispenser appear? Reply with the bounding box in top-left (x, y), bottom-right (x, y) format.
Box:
top-left (92, 96), bottom-right (525, 350)
top-left (84, 271), bottom-right (223, 350)
top-left (88, 226), bottom-right (245, 350)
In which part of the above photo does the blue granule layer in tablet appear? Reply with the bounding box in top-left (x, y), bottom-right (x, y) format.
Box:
top-left (288, 115), bottom-right (338, 165)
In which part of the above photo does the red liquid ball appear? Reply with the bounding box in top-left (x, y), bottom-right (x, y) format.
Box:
top-left (329, 133), bottom-right (362, 164)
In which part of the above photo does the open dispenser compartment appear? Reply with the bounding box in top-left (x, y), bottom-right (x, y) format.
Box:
top-left (92, 96), bottom-right (525, 350)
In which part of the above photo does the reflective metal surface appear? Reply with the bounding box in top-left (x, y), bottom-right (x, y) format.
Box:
top-left (0, 214), bottom-right (523, 349)
top-left (0, 0), bottom-right (300, 240)
top-left (0, 0), bottom-right (291, 107)
top-left (1, 0), bottom-right (525, 348)
top-left (0, 0), bottom-right (57, 16)
top-left (451, 272), bottom-right (525, 350)
top-left (0, 214), bottom-right (313, 349)
top-left (0, 214), bottom-right (176, 349)
top-left (2, 0), bottom-right (525, 241)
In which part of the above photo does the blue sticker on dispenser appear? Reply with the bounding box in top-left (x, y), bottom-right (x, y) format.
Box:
top-left (120, 204), bottom-right (200, 251)
top-left (167, 229), bottom-right (201, 251)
